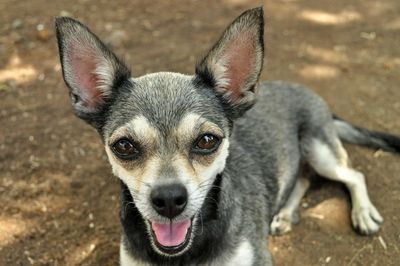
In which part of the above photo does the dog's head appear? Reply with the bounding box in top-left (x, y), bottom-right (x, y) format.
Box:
top-left (55, 7), bottom-right (264, 256)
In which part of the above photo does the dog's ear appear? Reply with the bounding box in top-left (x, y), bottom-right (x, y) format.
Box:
top-left (195, 7), bottom-right (264, 118)
top-left (55, 17), bottom-right (130, 128)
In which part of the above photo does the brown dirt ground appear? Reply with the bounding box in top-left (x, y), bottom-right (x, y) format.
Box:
top-left (0, 0), bottom-right (399, 265)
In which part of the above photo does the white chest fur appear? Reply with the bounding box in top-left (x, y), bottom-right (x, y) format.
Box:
top-left (222, 240), bottom-right (254, 266)
top-left (119, 239), bottom-right (254, 266)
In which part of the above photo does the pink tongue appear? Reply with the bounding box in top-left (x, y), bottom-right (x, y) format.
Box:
top-left (151, 220), bottom-right (191, 247)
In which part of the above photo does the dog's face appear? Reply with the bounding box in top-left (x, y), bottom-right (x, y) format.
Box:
top-left (103, 73), bottom-right (232, 255)
top-left (56, 7), bottom-right (264, 256)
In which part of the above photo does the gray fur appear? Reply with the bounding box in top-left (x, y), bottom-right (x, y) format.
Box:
top-left (334, 118), bottom-right (400, 153)
top-left (104, 73), bottom-right (229, 141)
top-left (55, 7), bottom-right (400, 266)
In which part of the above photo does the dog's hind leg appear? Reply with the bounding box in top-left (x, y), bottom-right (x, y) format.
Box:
top-left (270, 175), bottom-right (310, 235)
top-left (305, 135), bottom-right (383, 235)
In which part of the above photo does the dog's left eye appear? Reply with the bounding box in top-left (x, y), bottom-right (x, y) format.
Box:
top-left (111, 139), bottom-right (140, 160)
top-left (192, 134), bottom-right (221, 154)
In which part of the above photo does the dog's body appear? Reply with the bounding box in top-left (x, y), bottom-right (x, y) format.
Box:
top-left (55, 7), bottom-right (400, 266)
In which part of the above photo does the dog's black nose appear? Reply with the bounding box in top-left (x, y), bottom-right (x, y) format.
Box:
top-left (150, 184), bottom-right (188, 219)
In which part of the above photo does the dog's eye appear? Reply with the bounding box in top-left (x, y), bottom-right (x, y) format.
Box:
top-left (111, 139), bottom-right (140, 160)
top-left (192, 134), bottom-right (221, 154)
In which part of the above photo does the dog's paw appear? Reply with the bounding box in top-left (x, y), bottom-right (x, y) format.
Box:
top-left (351, 204), bottom-right (383, 235)
top-left (270, 210), bottom-right (299, 235)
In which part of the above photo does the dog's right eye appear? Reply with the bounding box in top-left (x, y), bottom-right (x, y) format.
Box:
top-left (192, 134), bottom-right (221, 155)
top-left (111, 139), bottom-right (140, 160)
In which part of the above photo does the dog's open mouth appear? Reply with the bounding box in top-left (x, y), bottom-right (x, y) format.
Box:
top-left (149, 218), bottom-right (193, 254)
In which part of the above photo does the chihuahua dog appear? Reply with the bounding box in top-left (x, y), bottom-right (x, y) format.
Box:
top-left (55, 7), bottom-right (399, 266)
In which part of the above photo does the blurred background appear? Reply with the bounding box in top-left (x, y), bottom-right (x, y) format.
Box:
top-left (0, 0), bottom-right (399, 265)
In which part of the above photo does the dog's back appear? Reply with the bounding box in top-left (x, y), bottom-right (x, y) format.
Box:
top-left (232, 79), bottom-right (398, 237)
top-left (231, 81), bottom-right (330, 210)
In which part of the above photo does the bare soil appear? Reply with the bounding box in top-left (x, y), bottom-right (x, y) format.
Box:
top-left (0, 0), bottom-right (399, 265)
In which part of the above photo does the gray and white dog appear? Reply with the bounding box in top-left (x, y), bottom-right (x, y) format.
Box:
top-left (55, 7), bottom-right (400, 266)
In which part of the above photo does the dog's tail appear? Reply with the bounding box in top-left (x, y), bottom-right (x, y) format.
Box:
top-left (333, 115), bottom-right (400, 154)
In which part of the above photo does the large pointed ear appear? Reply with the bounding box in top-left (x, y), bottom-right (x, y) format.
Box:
top-left (195, 7), bottom-right (264, 118)
top-left (55, 17), bottom-right (130, 128)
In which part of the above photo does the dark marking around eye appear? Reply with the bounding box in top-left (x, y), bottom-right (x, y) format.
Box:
top-left (111, 139), bottom-right (140, 160)
top-left (192, 134), bottom-right (221, 155)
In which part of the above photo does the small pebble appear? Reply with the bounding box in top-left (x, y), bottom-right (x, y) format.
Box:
top-left (59, 10), bottom-right (72, 17)
top-left (12, 19), bottom-right (23, 29)
top-left (360, 32), bottom-right (376, 40)
top-left (36, 24), bottom-right (44, 31)
top-left (36, 24), bottom-right (51, 42)
top-left (378, 236), bottom-right (387, 250)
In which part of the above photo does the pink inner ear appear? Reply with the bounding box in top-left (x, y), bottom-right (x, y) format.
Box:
top-left (70, 45), bottom-right (103, 109)
top-left (222, 33), bottom-right (255, 101)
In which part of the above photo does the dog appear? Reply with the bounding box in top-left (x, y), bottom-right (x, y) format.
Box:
top-left (55, 7), bottom-right (400, 265)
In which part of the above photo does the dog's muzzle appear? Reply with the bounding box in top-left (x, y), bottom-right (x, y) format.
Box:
top-left (149, 184), bottom-right (193, 253)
